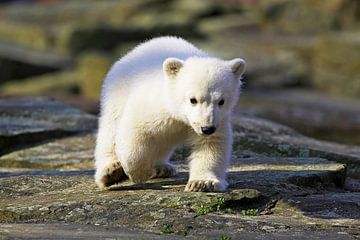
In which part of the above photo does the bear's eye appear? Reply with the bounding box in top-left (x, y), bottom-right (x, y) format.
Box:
top-left (190, 98), bottom-right (198, 105)
top-left (218, 99), bottom-right (225, 106)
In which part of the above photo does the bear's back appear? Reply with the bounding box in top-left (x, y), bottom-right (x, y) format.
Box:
top-left (105, 36), bottom-right (208, 86)
top-left (123, 36), bottom-right (207, 64)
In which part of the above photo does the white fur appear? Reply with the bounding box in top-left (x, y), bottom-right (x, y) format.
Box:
top-left (94, 36), bottom-right (245, 191)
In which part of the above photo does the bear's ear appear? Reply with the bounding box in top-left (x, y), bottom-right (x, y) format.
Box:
top-left (163, 58), bottom-right (184, 78)
top-left (229, 58), bottom-right (246, 77)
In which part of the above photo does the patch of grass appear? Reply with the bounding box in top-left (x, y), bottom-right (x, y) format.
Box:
top-left (225, 208), bottom-right (233, 214)
top-left (219, 235), bottom-right (232, 240)
top-left (160, 225), bottom-right (174, 234)
top-left (240, 209), bottom-right (259, 216)
top-left (195, 204), bottom-right (214, 216)
top-left (215, 197), bottom-right (225, 210)
top-left (195, 197), bottom-right (226, 216)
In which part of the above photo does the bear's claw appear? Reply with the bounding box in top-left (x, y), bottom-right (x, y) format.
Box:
top-left (185, 179), bottom-right (224, 192)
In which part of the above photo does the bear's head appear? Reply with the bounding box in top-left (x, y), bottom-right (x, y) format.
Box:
top-left (163, 56), bottom-right (246, 136)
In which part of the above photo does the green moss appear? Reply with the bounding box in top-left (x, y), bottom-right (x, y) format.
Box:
top-left (160, 225), bottom-right (174, 234)
top-left (195, 197), bottom-right (226, 216)
top-left (240, 209), bottom-right (259, 216)
top-left (195, 204), bottom-right (214, 216)
top-left (219, 236), bottom-right (232, 240)
top-left (225, 208), bottom-right (233, 214)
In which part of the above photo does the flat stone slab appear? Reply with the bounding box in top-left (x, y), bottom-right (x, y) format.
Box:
top-left (0, 130), bottom-right (346, 194)
top-left (0, 223), bottom-right (187, 240)
top-left (0, 149), bottom-right (351, 237)
top-left (0, 133), bottom-right (94, 170)
top-left (233, 114), bottom-right (360, 178)
top-left (268, 192), bottom-right (360, 235)
top-left (288, 192), bottom-right (360, 220)
top-left (0, 223), bottom-right (356, 240)
top-left (0, 172), bottom-right (357, 238)
top-left (0, 97), bottom-right (97, 155)
top-left (228, 155), bottom-right (346, 195)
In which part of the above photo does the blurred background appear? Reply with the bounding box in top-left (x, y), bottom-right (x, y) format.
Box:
top-left (0, 0), bottom-right (359, 146)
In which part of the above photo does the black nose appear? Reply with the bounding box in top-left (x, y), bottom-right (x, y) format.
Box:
top-left (201, 126), bottom-right (216, 135)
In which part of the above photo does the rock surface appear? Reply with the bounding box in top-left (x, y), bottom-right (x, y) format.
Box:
top-left (0, 97), bottom-right (97, 155)
top-left (0, 223), bottom-right (187, 240)
top-left (0, 1), bottom-right (359, 236)
top-left (0, 98), bottom-right (359, 239)
top-left (238, 89), bottom-right (360, 145)
top-left (0, 223), bottom-right (356, 240)
top-left (233, 113), bottom-right (360, 178)
top-left (0, 133), bottom-right (94, 171)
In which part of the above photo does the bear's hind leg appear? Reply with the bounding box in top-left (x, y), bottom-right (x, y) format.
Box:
top-left (116, 136), bottom-right (156, 184)
top-left (151, 148), bottom-right (177, 179)
top-left (118, 136), bottom-right (178, 183)
top-left (152, 162), bottom-right (177, 179)
top-left (95, 105), bottom-right (128, 189)
top-left (95, 161), bottom-right (128, 188)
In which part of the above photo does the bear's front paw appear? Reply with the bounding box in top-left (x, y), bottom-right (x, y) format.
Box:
top-left (95, 161), bottom-right (128, 189)
top-left (151, 163), bottom-right (177, 179)
top-left (185, 179), bottom-right (227, 192)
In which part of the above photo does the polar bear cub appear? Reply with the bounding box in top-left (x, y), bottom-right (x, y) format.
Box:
top-left (94, 36), bottom-right (245, 192)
